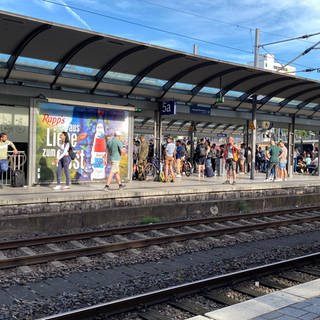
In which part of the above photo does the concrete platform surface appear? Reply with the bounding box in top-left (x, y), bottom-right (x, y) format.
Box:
top-left (186, 279), bottom-right (320, 320)
top-left (1, 173), bottom-right (320, 206)
top-left (1, 173), bottom-right (320, 235)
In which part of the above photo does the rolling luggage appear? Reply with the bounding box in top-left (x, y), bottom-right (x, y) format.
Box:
top-left (11, 170), bottom-right (25, 187)
top-left (205, 159), bottom-right (214, 177)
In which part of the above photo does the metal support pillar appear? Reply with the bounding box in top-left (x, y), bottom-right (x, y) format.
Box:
top-left (243, 121), bottom-right (248, 147)
top-left (250, 28), bottom-right (260, 180)
top-left (154, 109), bottom-right (162, 180)
top-left (288, 116), bottom-right (295, 178)
top-left (189, 121), bottom-right (196, 164)
top-left (250, 97), bottom-right (257, 180)
top-left (318, 131), bottom-right (320, 177)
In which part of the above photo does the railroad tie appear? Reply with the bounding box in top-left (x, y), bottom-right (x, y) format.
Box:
top-left (0, 250), bottom-right (7, 260)
top-left (46, 244), bottom-right (66, 268)
top-left (113, 234), bottom-right (129, 242)
top-left (70, 241), bottom-right (92, 264)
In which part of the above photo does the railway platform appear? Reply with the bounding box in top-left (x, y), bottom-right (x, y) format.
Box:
top-left (1, 173), bottom-right (320, 236)
top-left (187, 278), bottom-right (320, 320)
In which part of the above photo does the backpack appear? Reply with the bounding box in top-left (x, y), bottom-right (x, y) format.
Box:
top-left (199, 144), bottom-right (206, 157)
top-left (68, 146), bottom-right (76, 160)
top-left (11, 169), bottom-right (25, 187)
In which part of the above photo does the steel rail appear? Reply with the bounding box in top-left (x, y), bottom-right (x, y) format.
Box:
top-left (37, 252), bottom-right (320, 320)
top-left (0, 205), bottom-right (318, 250)
top-left (0, 213), bottom-right (319, 269)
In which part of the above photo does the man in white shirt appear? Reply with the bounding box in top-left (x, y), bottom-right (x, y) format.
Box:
top-left (164, 136), bottom-right (176, 182)
top-left (0, 132), bottom-right (18, 188)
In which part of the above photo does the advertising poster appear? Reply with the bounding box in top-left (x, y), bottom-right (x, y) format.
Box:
top-left (36, 102), bottom-right (129, 184)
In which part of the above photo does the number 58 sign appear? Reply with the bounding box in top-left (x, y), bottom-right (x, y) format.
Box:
top-left (160, 101), bottom-right (176, 115)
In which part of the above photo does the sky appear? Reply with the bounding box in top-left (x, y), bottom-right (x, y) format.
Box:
top-left (1, 0), bottom-right (320, 80)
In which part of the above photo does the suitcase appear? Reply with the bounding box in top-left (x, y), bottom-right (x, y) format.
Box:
top-left (11, 170), bottom-right (25, 187)
top-left (205, 159), bottom-right (214, 177)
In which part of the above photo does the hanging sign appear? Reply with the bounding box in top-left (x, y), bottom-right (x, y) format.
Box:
top-left (190, 105), bottom-right (211, 115)
top-left (160, 101), bottom-right (176, 115)
top-left (249, 121), bottom-right (256, 130)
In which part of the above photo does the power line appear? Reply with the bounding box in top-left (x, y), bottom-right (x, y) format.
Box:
top-left (139, 0), bottom-right (252, 31)
top-left (261, 46), bottom-right (308, 68)
top-left (139, 0), bottom-right (319, 46)
top-left (41, 0), bottom-right (253, 55)
top-left (282, 40), bottom-right (320, 69)
top-left (260, 31), bottom-right (320, 47)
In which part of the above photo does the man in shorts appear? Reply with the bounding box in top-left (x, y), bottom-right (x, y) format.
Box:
top-left (223, 136), bottom-right (239, 185)
top-left (104, 131), bottom-right (125, 191)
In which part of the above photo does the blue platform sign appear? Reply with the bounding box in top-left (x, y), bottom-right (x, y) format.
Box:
top-left (160, 101), bottom-right (176, 115)
top-left (217, 133), bottom-right (227, 137)
top-left (190, 105), bottom-right (211, 115)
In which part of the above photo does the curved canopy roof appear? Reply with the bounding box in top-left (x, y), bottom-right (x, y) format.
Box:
top-left (1, 10), bottom-right (320, 121)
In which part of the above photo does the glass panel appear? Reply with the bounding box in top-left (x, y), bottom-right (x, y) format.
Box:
top-left (199, 86), bottom-right (219, 94)
top-left (171, 82), bottom-right (194, 90)
top-left (287, 99), bottom-right (301, 106)
top-left (227, 90), bottom-right (243, 98)
top-left (104, 70), bottom-right (135, 82)
top-left (16, 56), bottom-right (57, 70)
top-left (64, 64), bottom-right (99, 76)
top-left (0, 53), bottom-right (10, 63)
top-left (303, 102), bottom-right (318, 109)
top-left (269, 97), bottom-right (283, 104)
top-left (140, 76), bottom-right (167, 87)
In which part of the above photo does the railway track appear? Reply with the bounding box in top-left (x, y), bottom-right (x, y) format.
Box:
top-left (37, 252), bottom-right (320, 320)
top-left (0, 206), bottom-right (319, 270)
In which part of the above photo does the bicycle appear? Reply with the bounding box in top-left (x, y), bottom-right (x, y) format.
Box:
top-left (144, 157), bottom-right (161, 181)
top-left (180, 157), bottom-right (192, 176)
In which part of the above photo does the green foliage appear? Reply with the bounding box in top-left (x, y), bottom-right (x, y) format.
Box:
top-left (141, 216), bottom-right (161, 224)
top-left (239, 201), bottom-right (250, 214)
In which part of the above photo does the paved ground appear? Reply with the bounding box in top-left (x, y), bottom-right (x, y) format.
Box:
top-left (1, 173), bottom-right (320, 206)
top-left (187, 279), bottom-right (320, 320)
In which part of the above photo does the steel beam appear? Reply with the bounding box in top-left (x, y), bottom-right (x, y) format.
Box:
top-left (4, 24), bottom-right (51, 83)
top-left (51, 35), bottom-right (104, 88)
top-left (91, 45), bottom-right (147, 94)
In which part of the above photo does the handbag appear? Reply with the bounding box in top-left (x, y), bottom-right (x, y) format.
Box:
top-left (69, 146), bottom-right (76, 160)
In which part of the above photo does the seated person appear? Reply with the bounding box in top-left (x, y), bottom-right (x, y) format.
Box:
top-left (307, 157), bottom-right (318, 175)
top-left (297, 159), bottom-right (306, 174)
top-left (305, 154), bottom-right (312, 166)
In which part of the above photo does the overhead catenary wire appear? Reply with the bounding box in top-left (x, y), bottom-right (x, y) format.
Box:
top-left (258, 44), bottom-right (315, 73)
top-left (40, 0), bottom-right (320, 75)
top-left (41, 0), bottom-right (253, 54)
top-left (260, 31), bottom-right (320, 47)
top-left (282, 40), bottom-right (320, 68)
top-left (139, 0), bottom-right (320, 46)
top-left (139, 0), bottom-right (252, 31)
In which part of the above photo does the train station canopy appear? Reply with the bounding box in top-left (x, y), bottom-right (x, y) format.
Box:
top-left (1, 10), bottom-right (320, 134)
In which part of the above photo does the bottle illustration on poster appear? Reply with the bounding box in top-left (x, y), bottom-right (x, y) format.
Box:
top-left (90, 113), bottom-right (106, 180)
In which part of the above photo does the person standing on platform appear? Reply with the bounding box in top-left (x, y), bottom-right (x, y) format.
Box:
top-left (196, 138), bottom-right (206, 178)
top-left (53, 131), bottom-right (71, 190)
top-left (223, 136), bottom-right (240, 185)
top-left (164, 136), bottom-right (176, 183)
top-left (0, 132), bottom-right (18, 188)
top-left (239, 143), bottom-right (246, 174)
top-left (175, 140), bottom-right (184, 178)
top-left (265, 140), bottom-right (282, 182)
top-left (104, 131), bottom-right (125, 191)
top-left (137, 135), bottom-right (148, 180)
top-left (279, 141), bottom-right (288, 181)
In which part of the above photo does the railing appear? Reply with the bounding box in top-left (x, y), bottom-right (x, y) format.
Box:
top-left (0, 151), bottom-right (27, 185)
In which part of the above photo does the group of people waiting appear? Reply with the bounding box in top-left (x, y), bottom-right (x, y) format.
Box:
top-left (295, 148), bottom-right (319, 175)
top-left (262, 140), bottom-right (288, 182)
top-left (132, 135), bottom-right (246, 184)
